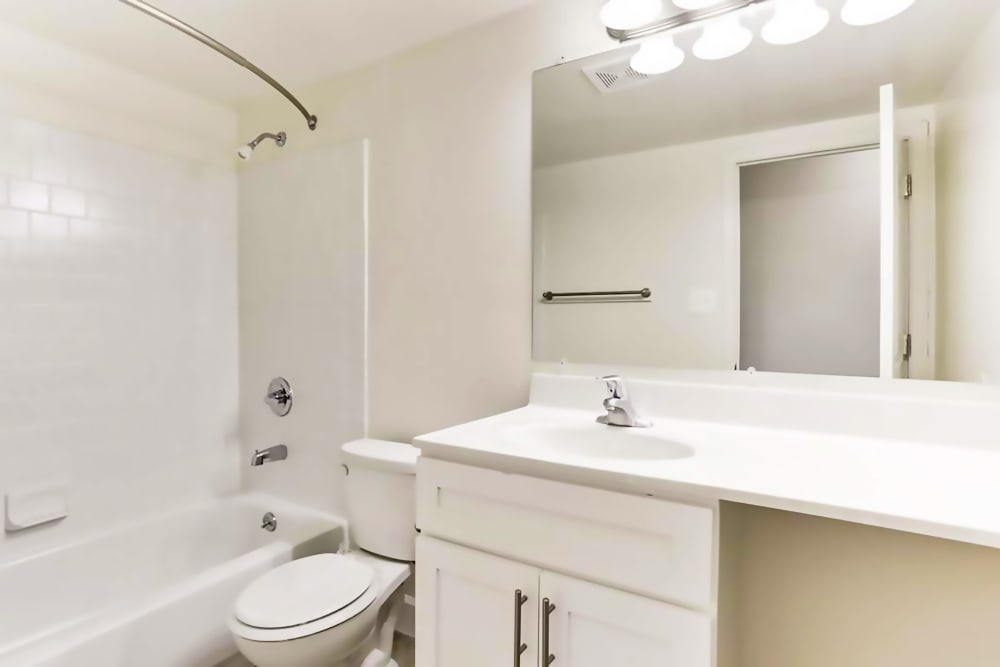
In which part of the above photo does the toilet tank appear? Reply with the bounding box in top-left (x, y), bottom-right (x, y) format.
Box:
top-left (341, 439), bottom-right (419, 561)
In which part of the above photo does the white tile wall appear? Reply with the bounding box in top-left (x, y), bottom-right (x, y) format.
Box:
top-left (9, 179), bottom-right (48, 212)
top-left (0, 111), bottom-right (239, 564)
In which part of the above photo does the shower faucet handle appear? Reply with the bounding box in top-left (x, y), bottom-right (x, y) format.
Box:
top-left (264, 377), bottom-right (293, 417)
top-left (267, 388), bottom-right (289, 402)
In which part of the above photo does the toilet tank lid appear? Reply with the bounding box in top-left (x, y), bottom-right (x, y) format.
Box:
top-left (341, 439), bottom-right (420, 474)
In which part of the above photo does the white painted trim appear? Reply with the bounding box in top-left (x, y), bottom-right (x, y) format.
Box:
top-left (879, 97), bottom-right (939, 381)
top-left (902, 117), bottom-right (937, 380)
top-left (880, 84), bottom-right (898, 379)
top-left (362, 139), bottom-right (372, 438)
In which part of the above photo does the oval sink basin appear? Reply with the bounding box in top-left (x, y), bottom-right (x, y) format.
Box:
top-left (502, 424), bottom-right (693, 462)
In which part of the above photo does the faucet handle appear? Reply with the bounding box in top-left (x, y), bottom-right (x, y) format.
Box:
top-left (264, 377), bottom-right (293, 417)
top-left (597, 375), bottom-right (626, 399)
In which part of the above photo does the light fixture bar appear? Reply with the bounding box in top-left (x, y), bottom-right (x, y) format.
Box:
top-left (118, 0), bottom-right (318, 130)
top-left (607, 0), bottom-right (771, 43)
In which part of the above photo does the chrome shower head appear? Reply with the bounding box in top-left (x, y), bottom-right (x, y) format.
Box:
top-left (238, 131), bottom-right (286, 160)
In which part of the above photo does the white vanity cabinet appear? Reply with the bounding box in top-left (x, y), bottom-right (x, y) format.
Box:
top-left (416, 537), bottom-right (540, 667)
top-left (415, 458), bottom-right (717, 667)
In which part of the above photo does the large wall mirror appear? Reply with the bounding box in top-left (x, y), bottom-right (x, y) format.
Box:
top-left (532, 0), bottom-right (999, 383)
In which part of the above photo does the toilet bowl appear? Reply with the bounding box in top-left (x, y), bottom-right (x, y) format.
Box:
top-left (228, 439), bottom-right (419, 667)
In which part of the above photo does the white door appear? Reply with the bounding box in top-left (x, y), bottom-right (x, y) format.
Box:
top-left (416, 536), bottom-right (540, 667)
top-left (880, 83), bottom-right (909, 378)
top-left (539, 571), bottom-right (712, 667)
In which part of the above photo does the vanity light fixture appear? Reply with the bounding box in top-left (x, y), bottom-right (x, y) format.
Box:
top-left (630, 34), bottom-right (686, 74)
top-left (841, 0), bottom-right (916, 26)
top-left (693, 15), bottom-right (753, 60)
top-left (761, 0), bottom-right (830, 45)
top-left (600, 0), bottom-right (664, 30)
top-left (602, 0), bottom-right (919, 71)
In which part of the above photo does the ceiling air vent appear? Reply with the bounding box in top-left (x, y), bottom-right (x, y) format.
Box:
top-left (582, 56), bottom-right (653, 94)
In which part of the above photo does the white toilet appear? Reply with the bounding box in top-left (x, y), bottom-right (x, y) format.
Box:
top-left (228, 439), bottom-right (419, 667)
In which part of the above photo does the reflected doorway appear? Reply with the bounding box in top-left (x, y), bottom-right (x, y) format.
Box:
top-left (738, 148), bottom-right (882, 377)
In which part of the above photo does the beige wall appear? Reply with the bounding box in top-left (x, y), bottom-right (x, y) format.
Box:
top-left (236, 2), bottom-right (1000, 664)
top-left (935, 4), bottom-right (1000, 384)
top-left (720, 503), bottom-right (1000, 667)
top-left (0, 22), bottom-right (235, 166)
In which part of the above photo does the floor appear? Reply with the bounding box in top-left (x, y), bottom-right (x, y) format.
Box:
top-left (217, 633), bottom-right (415, 667)
top-left (394, 634), bottom-right (416, 666)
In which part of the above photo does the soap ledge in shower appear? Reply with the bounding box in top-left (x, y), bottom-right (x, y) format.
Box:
top-left (4, 482), bottom-right (69, 533)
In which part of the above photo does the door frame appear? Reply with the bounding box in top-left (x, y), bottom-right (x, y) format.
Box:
top-left (720, 107), bottom-right (935, 377)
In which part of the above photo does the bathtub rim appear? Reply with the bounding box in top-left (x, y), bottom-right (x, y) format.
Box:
top-left (0, 492), bottom-right (347, 666)
top-left (1, 492), bottom-right (347, 571)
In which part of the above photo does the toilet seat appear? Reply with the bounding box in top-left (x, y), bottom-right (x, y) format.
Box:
top-left (230, 554), bottom-right (379, 642)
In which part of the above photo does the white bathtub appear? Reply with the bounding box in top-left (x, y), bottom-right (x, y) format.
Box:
top-left (0, 494), bottom-right (344, 667)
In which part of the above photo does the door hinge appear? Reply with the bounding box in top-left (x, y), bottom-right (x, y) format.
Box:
top-left (903, 333), bottom-right (913, 361)
top-left (904, 173), bottom-right (913, 199)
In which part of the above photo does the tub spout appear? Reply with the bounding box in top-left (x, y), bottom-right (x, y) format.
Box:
top-left (250, 444), bottom-right (288, 466)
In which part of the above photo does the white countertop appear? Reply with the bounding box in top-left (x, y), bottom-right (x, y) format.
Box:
top-left (416, 404), bottom-right (1000, 550)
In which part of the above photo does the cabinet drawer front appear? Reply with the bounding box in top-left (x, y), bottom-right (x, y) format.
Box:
top-left (417, 459), bottom-right (716, 610)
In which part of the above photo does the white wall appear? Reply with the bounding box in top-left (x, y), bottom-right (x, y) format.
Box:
top-left (230, 3), bottom-right (1000, 664)
top-left (935, 4), bottom-right (1000, 384)
top-left (0, 24), bottom-right (239, 564)
top-left (533, 112), bottom-right (895, 370)
top-left (533, 140), bottom-right (730, 368)
top-left (238, 142), bottom-right (367, 515)
top-left (237, 0), bottom-right (613, 442)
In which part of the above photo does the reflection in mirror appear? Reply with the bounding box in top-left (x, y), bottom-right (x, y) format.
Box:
top-left (739, 149), bottom-right (880, 377)
top-left (532, 0), bottom-right (1000, 383)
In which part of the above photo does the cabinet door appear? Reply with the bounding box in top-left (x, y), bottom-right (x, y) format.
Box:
top-left (540, 571), bottom-right (712, 667)
top-left (416, 536), bottom-right (540, 667)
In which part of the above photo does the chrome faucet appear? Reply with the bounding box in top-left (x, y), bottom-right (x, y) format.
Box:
top-left (596, 375), bottom-right (650, 428)
top-left (251, 444), bottom-right (288, 467)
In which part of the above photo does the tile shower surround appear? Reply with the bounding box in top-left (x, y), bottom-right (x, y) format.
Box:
top-left (0, 113), bottom-right (238, 563)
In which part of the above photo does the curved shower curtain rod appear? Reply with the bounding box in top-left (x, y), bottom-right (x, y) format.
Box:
top-left (118, 0), bottom-right (318, 131)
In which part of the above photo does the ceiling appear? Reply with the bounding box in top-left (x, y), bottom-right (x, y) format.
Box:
top-left (0, 0), bottom-right (538, 104)
top-left (534, 0), bottom-right (999, 167)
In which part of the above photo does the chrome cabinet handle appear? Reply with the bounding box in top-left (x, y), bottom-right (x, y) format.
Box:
top-left (514, 589), bottom-right (528, 666)
top-left (542, 597), bottom-right (556, 665)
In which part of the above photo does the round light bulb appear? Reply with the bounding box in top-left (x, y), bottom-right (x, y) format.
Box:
top-left (762, 0), bottom-right (830, 45)
top-left (672, 0), bottom-right (721, 8)
top-left (693, 15), bottom-right (753, 60)
top-left (600, 0), bottom-right (664, 30)
top-left (630, 36), bottom-right (686, 75)
top-left (841, 0), bottom-right (916, 26)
